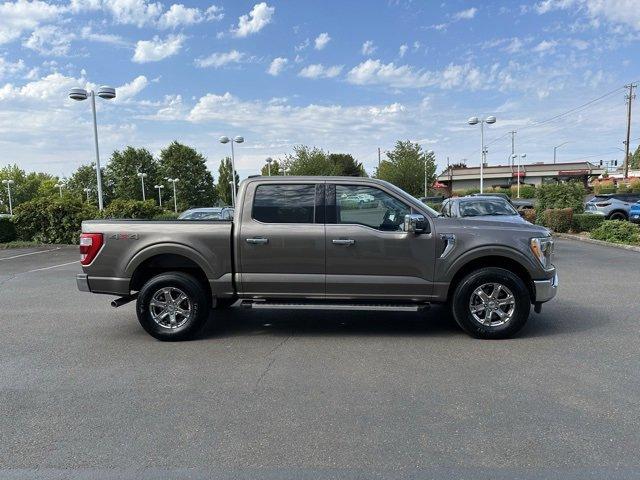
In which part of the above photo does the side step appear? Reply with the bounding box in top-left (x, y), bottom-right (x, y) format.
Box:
top-left (241, 300), bottom-right (429, 312)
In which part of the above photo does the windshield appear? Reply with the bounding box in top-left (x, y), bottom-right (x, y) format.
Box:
top-left (459, 199), bottom-right (518, 217)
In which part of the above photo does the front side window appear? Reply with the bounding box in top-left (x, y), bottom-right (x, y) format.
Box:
top-left (253, 184), bottom-right (316, 223)
top-left (335, 185), bottom-right (410, 231)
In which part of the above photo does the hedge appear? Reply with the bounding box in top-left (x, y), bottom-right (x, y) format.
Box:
top-left (572, 213), bottom-right (605, 232)
top-left (521, 209), bottom-right (537, 224)
top-left (536, 182), bottom-right (585, 223)
top-left (591, 220), bottom-right (640, 245)
top-left (0, 217), bottom-right (16, 243)
top-left (542, 208), bottom-right (573, 233)
top-left (100, 199), bottom-right (161, 219)
top-left (510, 184), bottom-right (536, 199)
top-left (152, 212), bottom-right (180, 220)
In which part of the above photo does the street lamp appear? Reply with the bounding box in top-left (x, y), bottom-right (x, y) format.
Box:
top-left (265, 157), bottom-right (273, 176)
top-left (68, 85), bottom-right (116, 211)
top-left (83, 187), bottom-right (92, 203)
top-left (54, 182), bottom-right (65, 198)
top-left (167, 178), bottom-right (179, 213)
top-left (228, 180), bottom-right (234, 204)
top-left (511, 153), bottom-right (527, 198)
top-left (2, 179), bottom-right (14, 215)
top-left (468, 115), bottom-right (497, 193)
top-left (553, 142), bottom-right (570, 164)
top-left (137, 172), bottom-right (148, 201)
top-left (219, 135), bottom-right (244, 206)
top-left (425, 150), bottom-right (434, 197)
top-left (154, 184), bottom-right (164, 207)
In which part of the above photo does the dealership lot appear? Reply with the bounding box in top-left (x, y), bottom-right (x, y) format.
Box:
top-left (1, 240), bottom-right (639, 479)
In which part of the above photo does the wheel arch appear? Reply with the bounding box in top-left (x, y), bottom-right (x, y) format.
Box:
top-left (607, 209), bottom-right (628, 220)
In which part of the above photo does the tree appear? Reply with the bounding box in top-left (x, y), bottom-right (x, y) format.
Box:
top-left (66, 163), bottom-right (100, 204)
top-left (217, 157), bottom-right (239, 206)
top-left (158, 141), bottom-right (217, 210)
top-left (328, 153), bottom-right (367, 177)
top-left (0, 165), bottom-right (58, 213)
top-left (630, 145), bottom-right (640, 170)
top-left (281, 146), bottom-right (367, 176)
top-left (260, 159), bottom-right (281, 176)
top-left (106, 147), bottom-right (159, 203)
top-left (374, 140), bottom-right (436, 197)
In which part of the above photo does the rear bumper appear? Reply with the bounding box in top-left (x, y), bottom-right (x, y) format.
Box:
top-left (533, 272), bottom-right (558, 303)
top-left (76, 273), bottom-right (130, 295)
top-left (76, 273), bottom-right (91, 292)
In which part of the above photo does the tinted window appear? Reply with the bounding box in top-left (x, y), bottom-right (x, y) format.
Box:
top-left (458, 199), bottom-right (518, 217)
top-left (336, 185), bottom-right (410, 231)
top-left (253, 184), bottom-right (316, 223)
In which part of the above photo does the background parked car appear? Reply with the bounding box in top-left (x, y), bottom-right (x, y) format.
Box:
top-left (440, 196), bottom-right (530, 224)
top-left (178, 207), bottom-right (234, 220)
top-left (468, 192), bottom-right (535, 211)
top-left (584, 193), bottom-right (640, 221)
top-left (630, 201), bottom-right (640, 224)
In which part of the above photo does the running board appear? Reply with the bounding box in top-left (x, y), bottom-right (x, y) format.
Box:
top-left (241, 300), bottom-right (429, 312)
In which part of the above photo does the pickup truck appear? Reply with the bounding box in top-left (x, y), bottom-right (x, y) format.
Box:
top-left (77, 176), bottom-right (558, 341)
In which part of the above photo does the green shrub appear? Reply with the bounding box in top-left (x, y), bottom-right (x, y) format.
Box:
top-left (100, 199), bottom-right (161, 219)
top-left (0, 217), bottom-right (16, 243)
top-left (593, 180), bottom-right (616, 194)
top-left (591, 220), bottom-right (640, 244)
top-left (521, 209), bottom-right (537, 224)
top-left (542, 208), bottom-right (573, 233)
top-left (511, 184), bottom-right (536, 199)
top-left (13, 197), bottom-right (98, 244)
top-left (572, 213), bottom-right (605, 232)
top-left (152, 211), bottom-right (180, 220)
top-left (630, 179), bottom-right (640, 193)
top-left (536, 182), bottom-right (586, 223)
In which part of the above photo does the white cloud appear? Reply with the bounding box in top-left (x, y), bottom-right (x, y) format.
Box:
top-left (295, 38), bottom-right (310, 51)
top-left (23, 26), bottom-right (74, 56)
top-left (132, 34), bottom-right (185, 63)
top-left (534, 0), bottom-right (640, 30)
top-left (0, 72), bottom-right (81, 101)
top-left (0, 0), bottom-right (62, 45)
top-left (361, 40), bottom-right (376, 55)
top-left (158, 4), bottom-right (202, 28)
top-left (0, 56), bottom-right (25, 79)
top-left (231, 2), bottom-right (274, 38)
top-left (195, 50), bottom-right (244, 68)
top-left (205, 5), bottom-right (224, 21)
top-left (398, 44), bottom-right (408, 58)
top-left (106, 0), bottom-right (164, 27)
top-left (505, 37), bottom-right (524, 53)
top-left (533, 39), bottom-right (558, 53)
top-left (115, 75), bottom-right (148, 102)
top-left (80, 26), bottom-right (129, 47)
top-left (453, 7), bottom-right (477, 20)
top-left (314, 32), bottom-right (331, 50)
top-left (267, 57), bottom-right (288, 76)
top-left (298, 64), bottom-right (343, 79)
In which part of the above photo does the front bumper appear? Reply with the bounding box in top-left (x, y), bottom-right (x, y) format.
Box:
top-left (630, 213), bottom-right (640, 224)
top-left (533, 272), bottom-right (558, 303)
top-left (77, 273), bottom-right (91, 292)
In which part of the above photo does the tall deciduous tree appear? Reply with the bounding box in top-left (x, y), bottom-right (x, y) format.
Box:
top-left (375, 140), bottom-right (436, 197)
top-left (282, 146), bottom-right (367, 176)
top-left (630, 145), bottom-right (640, 170)
top-left (0, 165), bottom-right (58, 213)
top-left (158, 141), bottom-right (217, 210)
top-left (328, 153), bottom-right (367, 177)
top-left (67, 163), bottom-right (101, 204)
top-left (216, 157), bottom-right (239, 206)
top-left (260, 159), bottom-right (281, 176)
top-left (106, 147), bottom-right (159, 203)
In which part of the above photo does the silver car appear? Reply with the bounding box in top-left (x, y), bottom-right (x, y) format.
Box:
top-left (584, 193), bottom-right (640, 221)
top-left (178, 207), bottom-right (234, 220)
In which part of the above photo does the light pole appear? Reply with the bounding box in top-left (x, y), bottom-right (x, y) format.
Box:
top-left (55, 182), bottom-right (65, 198)
top-left (265, 157), bottom-right (273, 176)
top-left (553, 142), bottom-right (570, 164)
top-left (154, 184), bottom-right (164, 207)
top-left (219, 135), bottom-right (244, 206)
top-left (83, 187), bottom-right (91, 203)
top-left (167, 178), bottom-right (179, 213)
top-left (137, 172), bottom-right (147, 201)
top-left (425, 150), bottom-right (434, 197)
top-left (228, 180), bottom-right (234, 204)
top-left (511, 153), bottom-right (527, 198)
top-left (68, 85), bottom-right (116, 211)
top-left (2, 179), bottom-right (14, 215)
top-left (468, 115), bottom-right (497, 193)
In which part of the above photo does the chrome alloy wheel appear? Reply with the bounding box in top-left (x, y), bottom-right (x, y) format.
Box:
top-left (469, 283), bottom-right (516, 327)
top-left (149, 287), bottom-right (192, 329)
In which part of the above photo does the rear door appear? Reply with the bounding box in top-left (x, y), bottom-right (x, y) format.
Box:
top-left (325, 183), bottom-right (437, 301)
top-left (238, 182), bottom-right (325, 298)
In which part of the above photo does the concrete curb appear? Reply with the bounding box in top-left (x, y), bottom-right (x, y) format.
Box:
top-left (554, 232), bottom-right (640, 253)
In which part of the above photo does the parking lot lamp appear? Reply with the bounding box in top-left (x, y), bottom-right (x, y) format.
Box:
top-left (553, 142), bottom-right (570, 164)
top-left (219, 135), bottom-right (244, 206)
top-left (167, 178), bottom-right (179, 213)
top-left (55, 182), bottom-right (65, 198)
top-left (2, 179), bottom-right (14, 215)
top-left (512, 153), bottom-right (527, 198)
top-left (467, 115), bottom-right (496, 193)
top-left (68, 86), bottom-right (116, 211)
top-left (83, 187), bottom-right (91, 203)
top-left (154, 184), bottom-right (164, 207)
top-left (137, 172), bottom-right (147, 201)
top-left (265, 157), bottom-right (273, 176)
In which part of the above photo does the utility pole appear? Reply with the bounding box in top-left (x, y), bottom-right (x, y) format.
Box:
top-left (510, 131), bottom-right (516, 168)
top-left (624, 83), bottom-right (636, 179)
top-left (377, 147), bottom-right (381, 168)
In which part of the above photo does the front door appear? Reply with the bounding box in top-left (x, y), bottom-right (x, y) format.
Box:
top-left (238, 182), bottom-right (325, 298)
top-left (325, 183), bottom-right (436, 301)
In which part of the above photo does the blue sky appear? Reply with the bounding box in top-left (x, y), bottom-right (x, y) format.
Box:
top-left (0, 0), bottom-right (639, 180)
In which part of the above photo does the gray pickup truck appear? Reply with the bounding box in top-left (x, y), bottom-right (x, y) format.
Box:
top-left (77, 176), bottom-right (557, 340)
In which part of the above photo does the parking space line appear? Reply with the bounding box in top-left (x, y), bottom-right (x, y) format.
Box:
top-left (0, 247), bottom-right (61, 261)
top-left (27, 261), bottom-right (79, 273)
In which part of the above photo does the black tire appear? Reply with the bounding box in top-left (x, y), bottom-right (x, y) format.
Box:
top-left (608, 211), bottom-right (628, 221)
top-left (136, 271), bottom-right (210, 341)
top-left (451, 267), bottom-right (531, 339)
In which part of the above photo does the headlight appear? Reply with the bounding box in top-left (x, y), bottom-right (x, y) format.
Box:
top-left (530, 237), bottom-right (554, 269)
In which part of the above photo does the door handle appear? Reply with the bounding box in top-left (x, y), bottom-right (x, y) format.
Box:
top-left (332, 239), bottom-right (355, 246)
top-left (246, 237), bottom-right (269, 245)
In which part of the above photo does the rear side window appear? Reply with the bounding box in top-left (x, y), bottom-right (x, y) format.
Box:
top-left (253, 184), bottom-right (316, 223)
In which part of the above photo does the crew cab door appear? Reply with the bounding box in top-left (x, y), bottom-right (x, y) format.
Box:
top-left (325, 183), bottom-right (436, 301)
top-left (238, 181), bottom-right (325, 298)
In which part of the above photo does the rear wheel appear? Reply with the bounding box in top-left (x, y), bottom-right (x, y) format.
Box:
top-left (136, 272), bottom-right (210, 341)
top-left (608, 211), bottom-right (628, 221)
top-left (451, 267), bottom-right (531, 339)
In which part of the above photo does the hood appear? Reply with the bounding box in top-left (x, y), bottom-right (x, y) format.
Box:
top-left (457, 214), bottom-right (529, 225)
top-left (434, 216), bottom-right (550, 236)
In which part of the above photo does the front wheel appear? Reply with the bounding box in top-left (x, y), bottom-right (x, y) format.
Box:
top-left (136, 272), bottom-right (210, 341)
top-left (451, 267), bottom-right (531, 339)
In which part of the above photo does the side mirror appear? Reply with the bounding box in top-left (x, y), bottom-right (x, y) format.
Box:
top-left (404, 214), bottom-right (428, 234)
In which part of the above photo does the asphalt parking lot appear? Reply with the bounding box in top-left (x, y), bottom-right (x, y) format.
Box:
top-left (1, 239), bottom-right (639, 479)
